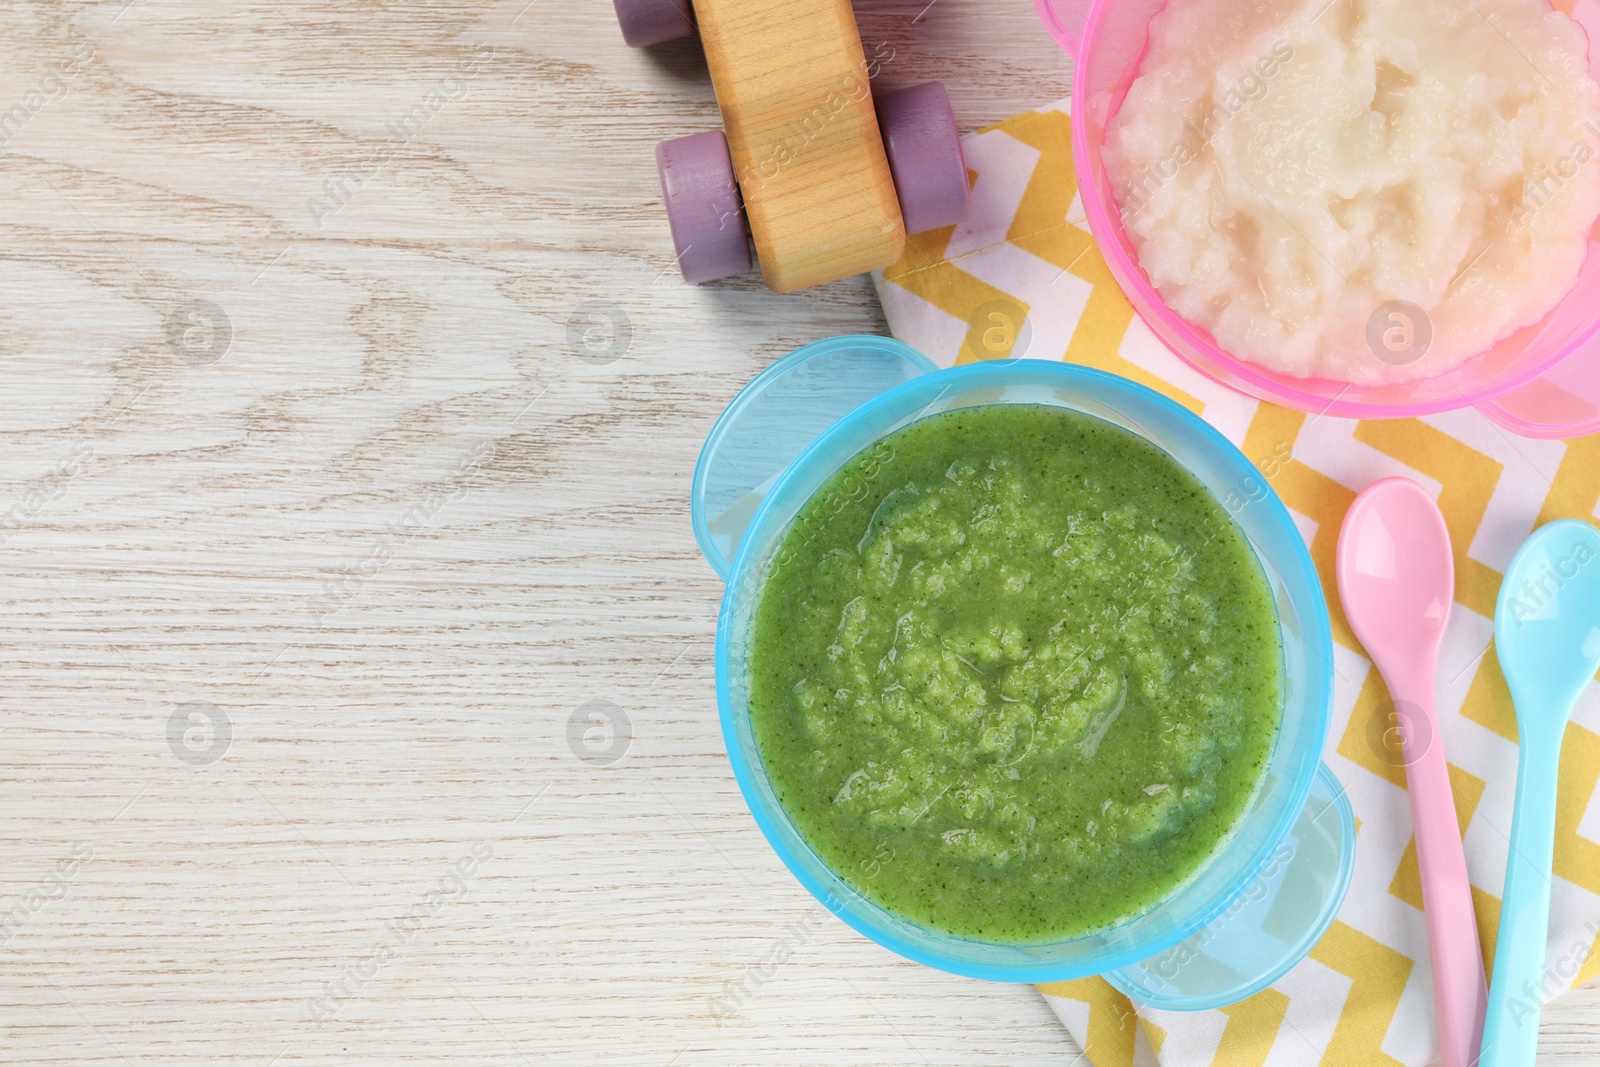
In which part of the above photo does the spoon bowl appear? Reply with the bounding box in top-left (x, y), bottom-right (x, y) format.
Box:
top-left (1340, 478), bottom-right (1455, 666)
top-left (1495, 520), bottom-right (1600, 719)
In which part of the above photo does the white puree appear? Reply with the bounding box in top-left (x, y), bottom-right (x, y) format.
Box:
top-left (1105, 0), bottom-right (1600, 383)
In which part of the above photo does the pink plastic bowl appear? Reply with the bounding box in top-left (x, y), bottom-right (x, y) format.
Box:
top-left (1036, 0), bottom-right (1600, 438)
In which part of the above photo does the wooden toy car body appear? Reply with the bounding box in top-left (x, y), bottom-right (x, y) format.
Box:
top-left (697, 0), bottom-right (904, 292)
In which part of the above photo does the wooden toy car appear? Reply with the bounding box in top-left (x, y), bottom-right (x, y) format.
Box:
top-left (615, 0), bottom-right (972, 293)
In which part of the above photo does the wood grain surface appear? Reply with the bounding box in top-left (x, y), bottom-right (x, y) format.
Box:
top-left (0, 2), bottom-right (1593, 1065)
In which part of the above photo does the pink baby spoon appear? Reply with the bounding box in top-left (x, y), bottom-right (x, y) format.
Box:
top-left (1338, 477), bottom-right (1487, 1067)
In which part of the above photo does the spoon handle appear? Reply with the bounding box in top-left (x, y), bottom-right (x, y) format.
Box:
top-left (1402, 692), bottom-right (1487, 1067)
top-left (1478, 732), bottom-right (1562, 1067)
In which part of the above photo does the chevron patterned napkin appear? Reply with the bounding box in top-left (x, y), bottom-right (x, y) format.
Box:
top-left (871, 99), bottom-right (1600, 1067)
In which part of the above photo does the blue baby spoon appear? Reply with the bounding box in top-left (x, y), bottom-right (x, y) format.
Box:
top-left (1479, 519), bottom-right (1600, 1067)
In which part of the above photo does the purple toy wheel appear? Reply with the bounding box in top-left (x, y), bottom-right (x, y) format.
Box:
top-left (656, 131), bottom-right (752, 285)
top-left (613, 0), bottom-right (695, 48)
top-left (875, 82), bottom-right (971, 235)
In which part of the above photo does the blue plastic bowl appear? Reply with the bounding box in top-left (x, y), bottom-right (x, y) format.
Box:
top-left (694, 338), bottom-right (1345, 996)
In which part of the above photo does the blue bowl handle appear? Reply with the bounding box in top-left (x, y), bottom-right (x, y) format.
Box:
top-left (1105, 760), bottom-right (1356, 1011)
top-left (690, 335), bottom-right (937, 580)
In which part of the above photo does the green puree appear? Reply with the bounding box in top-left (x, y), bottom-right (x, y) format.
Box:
top-left (747, 404), bottom-right (1283, 943)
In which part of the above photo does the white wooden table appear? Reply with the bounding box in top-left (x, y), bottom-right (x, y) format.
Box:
top-left (1, 2), bottom-right (1594, 1064)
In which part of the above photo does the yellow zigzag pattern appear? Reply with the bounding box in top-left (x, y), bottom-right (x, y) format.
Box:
top-left (1240, 405), bottom-right (1356, 651)
top-left (1037, 978), bottom-right (1140, 1067)
top-left (999, 111), bottom-right (1203, 412)
top-left (1218, 988), bottom-right (1290, 1067)
top-left (1353, 420), bottom-right (1505, 621)
top-left (1310, 922), bottom-right (1413, 1067)
top-left (1556, 724), bottom-right (1600, 899)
